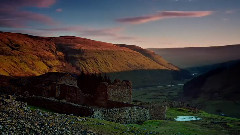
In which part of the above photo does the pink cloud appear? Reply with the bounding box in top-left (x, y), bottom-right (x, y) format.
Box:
top-left (81, 27), bottom-right (122, 37)
top-left (35, 0), bottom-right (56, 8)
top-left (0, 0), bottom-right (57, 28)
top-left (0, 9), bottom-right (56, 28)
top-left (1, 0), bottom-right (56, 8)
top-left (39, 26), bottom-right (120, 36)
top-left (225, 10), bottom-right (235, 14)
top-left (117, 11), bottom-right (214, 24)
top-left (56, 8), bottom-right (63, 12)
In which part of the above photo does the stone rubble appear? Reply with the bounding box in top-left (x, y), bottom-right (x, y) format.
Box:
top-left (0, 95), bottom-right (97, 135)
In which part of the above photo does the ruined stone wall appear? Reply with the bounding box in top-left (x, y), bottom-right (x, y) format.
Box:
top-left (57, 84), bottom-right (85, 105)
top-left (57, 74), bottom-right (78, 87)
top-left (140, 103), bottom-right (168, 120)
top-left (17, 96), bottom-right (149, 124)
top-left (92, 106), bottom-right (150, 124)
top-left (19, 96), bottom-right (94, 117)
top-left (0, 73), bottom-right (152, 124)
top-left (107, 80), bottom-right (132, 104)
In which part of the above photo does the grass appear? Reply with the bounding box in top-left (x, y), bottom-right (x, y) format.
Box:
top-left (28, 105), bottom-right (55, 113)
top-left (130, 120), bottom-right (223, 135)
top-left (192, 99), bottom-right (240, 118)
top-left (27, 104), bottom-right (240, 135)
top-left (73, 107), bottom-right (239, 135)
top-left (132, 85), bottom-right (183, 102)
top-left (166, 108), bottom-right (240, 135)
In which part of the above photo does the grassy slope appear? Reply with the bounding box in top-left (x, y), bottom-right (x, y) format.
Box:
top-left (0, 32), bottom-right (78, 76)
top-left (57, 48), bottom-right (167, 73)
top-left (52, 36), bottom-right (174, 73)
top-left (133, 84), bottom-right (184, 102)
top-left (107, 70), bottom-right (175, 88)
top-left (116, 44), bottom-right (179, 70)
top-left (0, 32), bottom-right (177, 76)
top-left (29, 105), bottom-right (240, 135)
top-left (184, 62), bottom-right (240, 118)
top-left (166, 108), bottom-right (240, 135)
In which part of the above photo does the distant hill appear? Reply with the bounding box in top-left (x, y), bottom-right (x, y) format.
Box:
top-left (0, 32), bottom-right (186, 88)
top-left (183, 61), bottom-right (240, 118)
top-left (149, 45), bottom-right (240, 68)
top-left (0, 32), bottom-right (178, 76)
top-left (186, 60), bottom-right (240, 76)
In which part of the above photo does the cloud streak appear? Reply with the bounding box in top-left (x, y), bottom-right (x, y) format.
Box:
top-left (38, 26), bottom-right (137, 40)
top-left (0, 9), bottom-right (56, 28)
top-left (117, 11), bottom-right (214, 24)
top-left (0, 0), bottom-right (56, 28)
top-left (225, 10), bottom-right (235, 14)
top-left (56, 8), bottom-right (63, 12)
top-left (0, 0), bottom-right (56, 8)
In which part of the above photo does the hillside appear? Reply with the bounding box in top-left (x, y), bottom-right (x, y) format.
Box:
top-left (187, 60), bottom-right (240, 76)
top-left (149, 45), bottom-right (240, 68)
top-left (0, 32), bottom-right (178, 77)
top-left (116, 44), bottom-right (178, 70)
top-left (0, 32), bottom-right (78, 76)
top-left (183, 61), bottom-right (240, 118)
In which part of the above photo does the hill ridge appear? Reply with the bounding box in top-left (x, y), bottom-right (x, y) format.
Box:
top-left (0, 32), bottom-right (178, 76)
top-left (149, 44), bottom-right (240, 68)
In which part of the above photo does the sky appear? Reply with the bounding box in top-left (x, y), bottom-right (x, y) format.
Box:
top-left (0, 0), bottom-right (240, 48)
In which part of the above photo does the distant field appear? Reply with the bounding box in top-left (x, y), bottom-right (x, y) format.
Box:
top-left (132, 84), bottom-right (184, 102)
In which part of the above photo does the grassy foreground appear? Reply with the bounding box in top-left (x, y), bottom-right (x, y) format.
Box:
top-left (29, 106), bottom-right (240, 135)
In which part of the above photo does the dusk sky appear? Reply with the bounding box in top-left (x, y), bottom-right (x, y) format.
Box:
top-left (0, 0), bottom-right (240, 48)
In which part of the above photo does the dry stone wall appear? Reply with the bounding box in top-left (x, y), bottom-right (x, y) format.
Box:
top-left (92, 106), bottom-right (150, 124)
top-left (106, 80), bottom-right (132, 104)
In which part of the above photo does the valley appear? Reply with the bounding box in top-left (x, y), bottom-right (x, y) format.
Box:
top-left (1, 32), bottom-right (240, 135)
top-left (1, 0), bottom-right (240, 134)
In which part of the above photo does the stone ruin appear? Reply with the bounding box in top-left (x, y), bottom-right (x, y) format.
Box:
top-left (0, 72), bottom-right (166, 123)
top-left (107, 79), bottom-right (132, 104)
